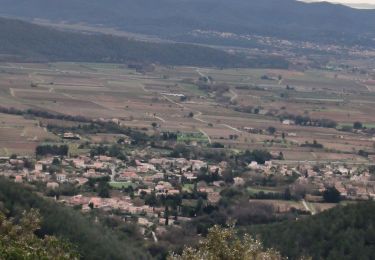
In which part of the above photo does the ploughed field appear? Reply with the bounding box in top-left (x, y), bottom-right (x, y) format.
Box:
top-left (0, 62), bottom-right (374, 162)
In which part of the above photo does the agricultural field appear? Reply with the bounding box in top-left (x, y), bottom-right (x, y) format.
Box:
top-left (0, 113), bottom-right (57, 156)
top-left (0, 62), bottom-right (374, 163)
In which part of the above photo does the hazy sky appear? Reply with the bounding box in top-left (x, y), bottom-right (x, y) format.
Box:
top-left (301, 0), bottom-right (375, 8)
top-left (304, 0), bottom-right (375, 3)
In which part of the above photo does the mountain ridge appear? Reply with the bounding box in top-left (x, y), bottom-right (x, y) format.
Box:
top-left (0, 16), bottom-right (289, 68)
top-left (0, 0), bottom-right (375, 47)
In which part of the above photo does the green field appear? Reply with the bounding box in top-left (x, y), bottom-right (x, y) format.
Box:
top-left (182, 184), bottom-right (194, 192)
top-left (247, 187), bottom-right (282, 194)
top-left (177, 132), bottom-right (209, 143)
top-left (109, 182), bottom-right (137, 189)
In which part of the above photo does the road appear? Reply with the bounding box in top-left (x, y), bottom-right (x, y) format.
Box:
top-left (196, 68), bottom-right (211, 84)
top-left (302, 199), bottom-right (316, 215)
top-left (152, 231), bottom-right (158, 243)
top-left (9, 88), bottom-right (15, 97)
top-left (199, 129), bottom-right (212, 144)
top-left (193, 111), bottom-right (209, 124)
top-left (137, 73), bottom-right (246, 140)
top-left (220, 124), bottom-right (243, 133)
top-left (110, 166), bottom-right (117, 182)
top-left (272, 159), bottom-right (375, 166)
top-left (229, 89), bottom-right (238, 102)
top-left (154, 116), bottom-right (166, 123)
top-left (358, 81), bottom-right (373, 92)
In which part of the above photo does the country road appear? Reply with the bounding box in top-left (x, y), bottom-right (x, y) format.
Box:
top-left (302, 199), bottom-right (316, 215)
top-left (199, 129), bottom-right (212, 144)
top-left (196, 68), bottom-right (211, 84)
top-left (229, 89), bottom-right (238, 102)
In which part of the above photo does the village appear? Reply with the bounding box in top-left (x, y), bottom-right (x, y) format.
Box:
top-left (1, 138), bottom-right (374, 236)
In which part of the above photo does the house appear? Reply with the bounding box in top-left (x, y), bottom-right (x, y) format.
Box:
top-left (14, 175), bottom-right (23, 183)
top-left (118, 172), bottom-right (140, 181)
top-left (138, 189), bottom-right (153, 195)
top-left (74, 177), bottom-right (89, 186)
top-left (138, 217), bottom-right (153, 227)
top-left (84, 168), bottom-right (97, 178)
top-left (135, 161), bottom-right (156, 173)
top-left (175, 158), bottom-right (188, 167)
top-left (248, 161), bottom-right (259, 170)
top-left (63, 132), bottom-right (80, 140)
top-left (35, 163), bottom-right (44, 172)
top-left (143, 173), bottom-right (164, 182)
top-left (233, 177), bottom-right (245, 186)
top-left (209, 166), bottom-right (222, 175)
top-left (183, 172), bottom-right (197, 181)
top-left (69, 195), bottom-right (90, 206)
top-left (93, 162), bottom-right (105, 170)
top-left (10, 159), bottom-right (24, 167)
top-left (89, 197), bottom-right (103, 209)
top-left (282, 119), bottom-right (295, 125)
top-left (98, 155), bottom-right (113, 162)
top-left (56, 174), bottom-right (67, 183)
top-left (72, 158), bottom-right (86, 168)
top-left (149, 158), bottom-right (173, 166)
top-left (167, 189), bottom-right (180, 195)
top-left (47, 182), bottom-right (59, 190)
top-left (155, 181), bottom-right (174, 196)
top-left (190, 160), bottom-right (207, 171)
top-left (219, 161), bottom-right (228, 169)
top-left (213, 180), bottom-right (225, 187)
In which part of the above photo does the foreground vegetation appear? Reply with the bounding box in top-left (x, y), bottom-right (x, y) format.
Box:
top-left (0, 178), bottom-right (151, 260)
top-left (169, 225), bottom-right (281, 260)
top-left (0, 209), bottom-right (78, 259)
top-left (250, 201), bottom-right (375, 260)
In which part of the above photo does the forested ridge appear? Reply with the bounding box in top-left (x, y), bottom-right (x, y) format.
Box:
top-left (0, 0), bottom-right (374, 47)
top-left (0, 17), bottom-right (288, 68)
top-left (249, 201), bottom-right (375, 260)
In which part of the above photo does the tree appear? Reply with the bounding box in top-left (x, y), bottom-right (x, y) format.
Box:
top-left (211, 142), bottom-right (224, 148)
top-left (52, 157), bottom-right (60, 165)
top-left (169, 225), bottom-right (281, 260)
top-left (0, 209), bottom-right (78, 259)
top-left (283, 187), bottom-right (292, 200)
top-left (145, 192), bottom-right (158, 207)
top-left (98, 182), bottom-right (110, 198)
top-left (268, 126), bottom-right (276, 135)
top-left (323, 187), bottom-right (341, 203)
top-left (353, 121), bottom-right (363, 129)
top-left (164, 206), bottom-right (170, 226)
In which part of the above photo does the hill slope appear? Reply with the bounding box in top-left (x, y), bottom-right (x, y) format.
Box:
top-left (250, 201), bottom-right (375, 260)
top-left (1, 0), bottom-right (375, 47)
top-left (0, 178), bottom-right (152, 260)
top-left (0, 17), bottom-right (285, 68)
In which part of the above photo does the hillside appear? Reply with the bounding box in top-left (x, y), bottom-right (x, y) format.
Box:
top-left (250, 201), bottom-right (375, 260)
top-left (0, 178), bottom-right (152, 260)
top-left (1, 0), bottom-right (375, 47)
top-left (0, 17), bottom-right (286, 68)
